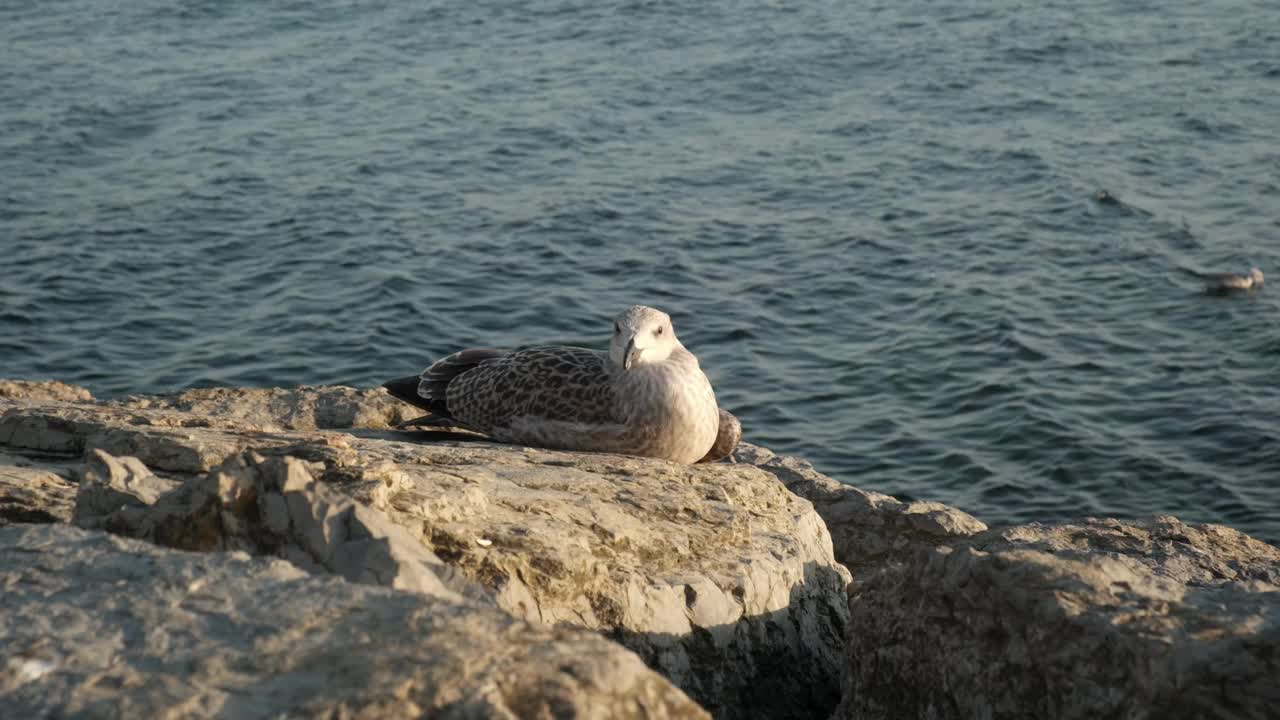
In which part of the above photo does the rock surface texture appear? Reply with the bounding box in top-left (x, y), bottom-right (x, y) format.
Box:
top-left (73, 448), bottom-right (478, 601)
top-left (736, 445), bottom-right (1280, 720)
top-left (109, 384), bottom-right (416, 430)
top-left (4, 380), bottom-right (1277, 720)
top-left (0, 379), bottom-right (94, 403)
top-left (0, 381), bottom-right (851, 720)
top-left (0, 383), bottom-right (91, 525)
top-left (0, 523), bottom-right (709, 719)
top-left (0, 451), bottom-right (77, 525)
top-left (736, 444), bottom-right (988, 574)
top-left (838, 516), bottom-right (1280, 720)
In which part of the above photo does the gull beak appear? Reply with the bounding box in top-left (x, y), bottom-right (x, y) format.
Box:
top-left (623, 337), bottom-right (640, 370)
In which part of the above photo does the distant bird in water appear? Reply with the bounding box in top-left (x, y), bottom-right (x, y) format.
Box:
top-left (383, 305), bottom-right (741, 464)
top-left (1195, 267), bottom-right (1264, 294)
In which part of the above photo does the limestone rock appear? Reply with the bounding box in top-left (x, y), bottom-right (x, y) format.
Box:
top-left (73, 448), bottom-right (178, 524)
top-left (737, 444), bottom-right (986, 575)
top-left (994, 515), bottom-right (1280, 585)
top-left (0, 379), bottom-right (93, 403)
top-left (838, 516), bottom-right (1280, 720)
top-left (0, 523), bottom-right (708, 719)
top-left (74, 449), bottom-right (475, 601)
top-left (352, 443), bottom-right (852, 719)
top-left (0, 452), bottom-right (77, 525)
top-left (1, 385), bottom-right (852, 719)
top-left (0, 399), bottom-right (289, 472)
top-left (111, 385), bottom-right (415, 430)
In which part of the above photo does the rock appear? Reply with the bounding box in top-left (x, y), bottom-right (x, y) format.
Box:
top-left (0, 400), bottom-right (283, 472)
top-left (352, 444), bottom-right (851, 719)
top-left (737, 445), bottom-right (1280, 718)
top-left (0, 523), bottom-right (709, 719)
top-left (736, 444), bottom-right (987, 575)
top-left (74, 449), bottom-right (477, 602)
top-left (995, 515), bottom-right (1280, 585)
top-left (111, 385), bottom-right (416, 430)
top-left (0, 452), bottom-right (77, 525)
top-left (72, 448), bottom-right (178, 525)
top-left (838, 516), bottom-right (1280, 720)
top-left (1, 385), bottom-right (852, 720)
top-left (0, 379), bottom-right (93, 403)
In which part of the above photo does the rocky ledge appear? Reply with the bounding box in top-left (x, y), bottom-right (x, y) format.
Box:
top-left (1, 379), bottom-right (1277, 719)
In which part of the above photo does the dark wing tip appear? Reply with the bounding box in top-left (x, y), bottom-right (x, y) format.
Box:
top-left (383, 375), bottom-right (428, 409)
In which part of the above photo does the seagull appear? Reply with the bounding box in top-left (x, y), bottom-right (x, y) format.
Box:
top-left (383, 305), bottom-right (740, 464)
top-left (1197, 267), bottom-right (1264, 294)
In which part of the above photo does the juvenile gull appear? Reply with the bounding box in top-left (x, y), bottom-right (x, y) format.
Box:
top-left (383, 305), bottom-right (739, 464)
top-left (1197, 267), bottom-right (1264, 294)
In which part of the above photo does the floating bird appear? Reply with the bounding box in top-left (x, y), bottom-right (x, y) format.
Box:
top-left (1197, 267), bottom-right (1264, 294)
top-left (384, 305), bottom-right (740, 464)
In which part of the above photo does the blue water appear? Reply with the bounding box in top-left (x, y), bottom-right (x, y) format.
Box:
top-left (3, 0), bottom-right (1278, 543)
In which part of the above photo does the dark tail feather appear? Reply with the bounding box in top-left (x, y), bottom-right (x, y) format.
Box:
top-left (383, 375), bottom-right (454, 426)
top-left (383, 375), bottom-right (430, 410)
top-left (383, 348), bottom-right (509, 424)
top-left (395, 413), bottom-right (460, 429)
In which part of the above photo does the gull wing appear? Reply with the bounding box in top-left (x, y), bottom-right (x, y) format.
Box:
top-left (445, 346), bottom-right (619, 433)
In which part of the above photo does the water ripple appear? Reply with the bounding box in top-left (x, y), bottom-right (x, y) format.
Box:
top-left (2, 0), bottom-right (1278, 543)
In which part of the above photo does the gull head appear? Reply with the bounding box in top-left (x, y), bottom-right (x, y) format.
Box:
top-left (1250, 267), bottom-right (1264, 285)
top-left (610, 305), bottom-right (680, 370)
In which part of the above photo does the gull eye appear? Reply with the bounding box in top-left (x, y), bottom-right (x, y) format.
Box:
top-left (614, 322), bottom-right (621, 333)
top-left (655, 326), bottom-right (664, 336)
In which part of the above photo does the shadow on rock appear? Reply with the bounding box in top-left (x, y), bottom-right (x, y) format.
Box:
top-left (607, 560), bottom-right (850, 720)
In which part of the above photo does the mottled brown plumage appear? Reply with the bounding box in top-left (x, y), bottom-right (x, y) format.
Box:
top-left (383, 305), bottom-right (741, 464)
top-left (698, 409), bottom-right (742, 463)
top-left (443, 346), bottom-right (616, 430)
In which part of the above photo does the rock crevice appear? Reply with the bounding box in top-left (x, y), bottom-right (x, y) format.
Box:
top-left (4, 380), bottom-right (1277, 720)
top-left (1, 381), bottom-right (851, 720)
